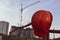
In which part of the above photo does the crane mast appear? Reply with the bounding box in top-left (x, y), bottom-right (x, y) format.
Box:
top-left (20, 1), bottom-right (40, 26)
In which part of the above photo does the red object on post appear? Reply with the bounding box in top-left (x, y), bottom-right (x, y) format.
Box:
top-left (31, 10), bottom-right (53, 37)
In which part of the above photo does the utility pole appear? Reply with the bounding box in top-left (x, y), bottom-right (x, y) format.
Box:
top-left (20, 1), bottom-right (40, 26)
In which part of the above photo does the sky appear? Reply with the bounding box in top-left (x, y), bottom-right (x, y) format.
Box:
top-left (0, 0), bottom-right (60, 39)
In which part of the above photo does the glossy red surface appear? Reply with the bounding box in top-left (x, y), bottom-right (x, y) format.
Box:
top-left (31, 10), bottom-right (53, 37)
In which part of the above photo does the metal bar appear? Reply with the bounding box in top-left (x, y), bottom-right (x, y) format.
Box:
top-left (49, 30), bottom-right (60, 33)
top-left (23, 1), bottom-right (40, 9)
top-left (10, 25), bottom-right (60, 34)
top-left (9, 23), bottom-right (31, 34)
top-left (20, 4), bottom-right (23, 26)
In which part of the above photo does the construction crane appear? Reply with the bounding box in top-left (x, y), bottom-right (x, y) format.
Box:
top-left (10, 1), bottom-right (40, 34)
top-left (20, 1), bottom-right (40, 26)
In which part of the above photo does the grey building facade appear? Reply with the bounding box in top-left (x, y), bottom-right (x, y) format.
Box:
top-left (0, 21), bottom-right (9, 35)
top-left (9, 26), bottom-right (20, 36)
top-left (9, 26), bottom-right (35, 38)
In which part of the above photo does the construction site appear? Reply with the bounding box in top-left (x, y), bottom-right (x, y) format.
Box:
top-left (0, 21), bottom-right (60, 40)
top-left (0, 0), bottom-right (60, 40)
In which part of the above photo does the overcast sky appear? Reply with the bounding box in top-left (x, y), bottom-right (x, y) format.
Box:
top-left (0, 0), bottom-right (60, 39)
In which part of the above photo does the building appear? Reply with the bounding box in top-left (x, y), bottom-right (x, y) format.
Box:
top-left (24, 28), bottom-right (34, 38)
top-left (19, 28), bottom-right (34, 38)
top-left (0, 21), bottom-right (9, 35)
top-left (9, 26), bottom-right (35, 38)
top-left (9, 26), bottom-right (20, 36)
top-left (19, 28), bottom-right (25, 38)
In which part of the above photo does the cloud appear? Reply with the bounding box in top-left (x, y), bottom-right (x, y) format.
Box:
top-left (0, 0), bottom-right (20, 25)
top-left (0, 0), bottom-right (21, 33)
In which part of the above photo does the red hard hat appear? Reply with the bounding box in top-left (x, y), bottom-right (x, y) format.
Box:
top-left (31, 10), bottom-right (53, 37)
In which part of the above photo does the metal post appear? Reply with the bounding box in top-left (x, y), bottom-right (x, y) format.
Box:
top-left (46, 33), bottom-right (49, 40)
top-left (43, 33), bottom-right (49, 40)
top-left (20, 4), bottom-right (23, 26)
